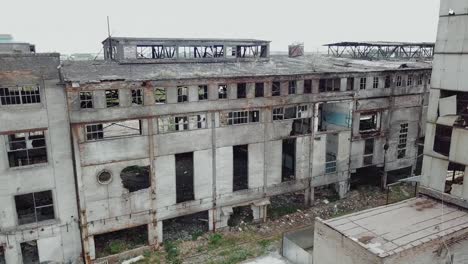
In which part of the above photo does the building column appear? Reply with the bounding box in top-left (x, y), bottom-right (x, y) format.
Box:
top-left (88, 236), bottom-right (96, 260)
top-left (304, 186), bottom-right (315, 207)
top-left (4, 241), bottom-right (21, 264)
top-left (251, 205), bottom-right (268, 223)
top-left (148, 222), bottom-right (158, 245)
top-left (208, 209), bottom-right (216, 231)
top-left (157, 221), bottom-right (163, 244)
top-left (335, 180), bottom-right (349, 199)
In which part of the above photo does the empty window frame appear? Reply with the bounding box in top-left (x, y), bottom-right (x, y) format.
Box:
top-left (272, 82), bottom-right (281, 96)
top-left (398, 123), bottom-right (409, 159)
top-left (0, 246), bottom-right (5, 264)
top-left (359, 113), bottom-right (380, 132)
top-left (417, 75), bottom-right (423, 85)
top-left (131, 89), bottom-right (143, 105)
top-left (105, 89), bottom-right (119, 107)
top-left (363, 138), bottom-right (374, 165)
top-left (175, 152), bottom-right (194, 203)
top-left (255, 83), bottom-right (264, 97)
top-left (80, 91), bottom-right (93, 109)
top-left (218, 84), bottom-right (227, 99)
top-left (385, 75), bottom-right (392, 88)
top-left (347, 77), bottom-right (355, 91)
top-left (6, 131), bottom-right (47, 167)
top-left (319, 78), bottom-right (340, 92)
top-left (85, 120), bottom-right (142, 141)
top-left (360, 77), bottom-right (367, 90)
top-left (304, 79), bottom-right (312, 94)
top-left (236, 45), bottom-right (267, 58)
top-left (20, 241), bottom-right (39, 264)
top-left (288, 81), bottom-right (297, 95)
top-left (233, 145), bottom-right (249, 192)
top-left (15, 191), bottom-right (54, 225)
top-left (237, 83), bottom-right (247, 98)
top-left (198, 85), bottom-right (208, 100)
top-left (178, 45), bottom-right (224, 59)
top-left (121, 166), bottom-right (151, 192)
top-left (407, 76), bottom-right (413, 87)
top-left (0, 85), bottom-right (41, 106)
top-left (154, 88), bottom-right (166, 104)
top-left (136, 45), bottom-right (176, 59)
top-left (325, 134), bottom-right (338, 174)
top-left (158, 114), bottom-right (207, 133)
top-left (282, 138), bottom-right (296, 182)
top-left (439, 90), bottom-right (468, 127)
top-left (433, 125), bottom-right (452, 156)
top-left (445, 162), bottom-right (465, 195)
top-left (223, 110), bottom-right (260, 125)
top-left (396, 76), bottom-right (402, 87)
top-left (373, 77), bottom-right (379, 89)
top-left (272, 105), bottom-right (308, 121)
top-left (177, 86), bottom-right (188, 103)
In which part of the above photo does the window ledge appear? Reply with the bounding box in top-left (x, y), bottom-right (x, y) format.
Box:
top-left (8, 162), bottom-right (49, 171)
top-left (4, 219), bottom-right (59, 232)
top-left (0, 103), bottom-right (44, 110)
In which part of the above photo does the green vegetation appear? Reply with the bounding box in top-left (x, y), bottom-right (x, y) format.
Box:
top-left (191, 229), bottom-right (204, 241)
top-left (108, 240), bottom-right (126, 255)
top-left (164, 241), bottom-right (181, 264)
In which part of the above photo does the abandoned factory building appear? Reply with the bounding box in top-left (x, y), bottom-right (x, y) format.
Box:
top-left (1, 37), bottom-right (432, 263)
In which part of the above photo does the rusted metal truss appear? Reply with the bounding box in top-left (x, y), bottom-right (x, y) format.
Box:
top-left (325, 42), bottom-right (435, 60)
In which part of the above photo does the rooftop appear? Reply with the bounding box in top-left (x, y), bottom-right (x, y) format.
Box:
top-left (320, 196), bottom-right (468, 258)
top-left (104, 37), bottom-right (270, 44)
top-left (60, 54), bottom-right (431, 83)
top-left (325, 41), bottom-right (435, 47)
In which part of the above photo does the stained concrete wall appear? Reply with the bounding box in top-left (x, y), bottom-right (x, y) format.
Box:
top-left (0, 54), bottom-right (82, 264)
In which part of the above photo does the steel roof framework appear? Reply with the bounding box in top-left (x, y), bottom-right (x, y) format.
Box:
top-left (325, 42), bottom-right (434, 60)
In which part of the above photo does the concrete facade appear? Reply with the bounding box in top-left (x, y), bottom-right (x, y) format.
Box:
top-left (59, 38), bottom-right (431, 262)
top-left (0, 51), bottom-right (82, 263)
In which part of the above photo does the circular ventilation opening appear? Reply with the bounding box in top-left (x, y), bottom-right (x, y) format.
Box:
top-left (97, 170), bottom-right (112, 184)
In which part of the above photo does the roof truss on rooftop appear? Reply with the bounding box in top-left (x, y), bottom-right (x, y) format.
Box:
top-left (325, 42), bottom-right (435, 60)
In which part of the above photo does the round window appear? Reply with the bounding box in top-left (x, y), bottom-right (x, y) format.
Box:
top-left (97, 170), bottom-right (112, 184)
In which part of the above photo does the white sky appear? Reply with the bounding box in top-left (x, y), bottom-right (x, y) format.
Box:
top-left (0, 0), bottom-right (440, 54)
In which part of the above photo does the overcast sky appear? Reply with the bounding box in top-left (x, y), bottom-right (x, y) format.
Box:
top-left (0, 0), bottom-right (440, 54)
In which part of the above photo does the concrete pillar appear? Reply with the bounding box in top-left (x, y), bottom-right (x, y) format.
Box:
top-left (228, 83), bottom-right (237, 100)
top-left (188, 85), bottom-right (199, 102)
top-left (208, 84), bottom-right (218, 100)
top-left (340, 78), bottom-right (347, 92)
top-left (208, 209), bottom-right (216, 231)
top-left (280, 81), bottom-right (288, 96)
top-left (246, 83), bottom-right (255, 99)
top-left (335, 180), bottom-right (349, 199)
top-left (304, 187), bottom-right (315, 207)
top-left (4, 242), bottom-right (21, 264)
top-left (166, 86), bottom-right (178, 104)
top-left (143, 86), bottom-right (155, 106)
top-left (215, 207), bottom-right (232, 230)
top-left (264, 81), bottom-right (272, 97)
top-left (148, 223), bottom-right (158, 245)
top-left (88, 236), bottom-right (96, 260)
top-left (157, 221), bottom-right (163, 243)
top-left (93, 90), bottom-right (106, 109)
top-left (119, 88), bottom-right (132, 107)
top-left (297, 80), bottom-right (305, 94)
top-left (311, 79), bottom-right (319, 94)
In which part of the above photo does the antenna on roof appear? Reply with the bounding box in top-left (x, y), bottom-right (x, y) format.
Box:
top-left (107, 16), bottom-right (113, 60)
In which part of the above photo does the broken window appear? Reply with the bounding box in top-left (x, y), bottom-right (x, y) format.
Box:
top-left (439, 90), bottom-right (468, 128)
top-left (359, 113), bottom-right (380, 132)
top-left (407, 76), bottom-right (413, 87)
top-left (137, 45), bottom-right (176, 59)
top-left (0, 85), bottom-right (41, 106)
top-left (282, 138), bottom-right (296, 182)
top-left (198, 85), bottom-right (208, 100)
top-left (237, 83), bottom-right (247, 98)
top-left (163, 212), bottom-right (209, 241)
top-left (445, 162), bottom-right (465, 196)
top-left (273, 105), bottom-right (309, 121)
top-left (158, 114), bottom-right (207, 133)
top-left (272, 82), bottom-right (281, 96)
top-left (80, 91), bottom-right (93, 109)
top-left (255, 83), bottom-right (264, 97)
top-left (304, 79), bottom-right (312, 94)
top-left (85, 120), bottom-right (142, 141)
top-left (220, 110), bottom-right (259, 126)
top-left (105, 89), bottom-right (119, 107)
top-left (385, 75), bottom-right (392, 88)
top-left (21, 241), bottom-right (39, 264)
top-left (373, 77), bottom-right (379, 89)
top-left (288, 81), bottom-right (297, 95)
top-left (347, 77), bottom-right (354, 91)
top-left (359, 77), bottom-right (367, 90)
top-left (273, 108), bottom-right (284, 121)
top-left (291, 118), bottom-right (312, 135)
top-left (154, 88), bottom-right (166, 104)
top-left (325, 134), bottom-right (338, 174)
top-left (177, 86), bottom-right (188, 103)
top-left (397, 123), bottom-right (408, 159)
top-left (176, 152), bottom-right (194, 203)
top-left (121, 166), bottom-right (151, 192)
top-left (131, 89), bottom-right (143, 105)
top-left (233, 145), bottom-right (249, 192)
top-left (236, 45), bottom-right (267, 58)
top-left (417, 75), bottom-right (423, 85)
top-left (15, 191), bottom-right (54, 225)
top-left (94, 225), bottom-right (148, 258)
top-left (218, 84), bottom-right (227, 99)
top-left (228, 206), bottom-right (254, 227)
top-left (363, 138), bottom-right (374, 165)
top-left (396, 76), bottom-right (402, 87)
top-left (6, 131), bottom-right (47, 167)
top-left (319, 78), bottom-right (340, 92)
top-left (433, 125), bottom-right (452, 156)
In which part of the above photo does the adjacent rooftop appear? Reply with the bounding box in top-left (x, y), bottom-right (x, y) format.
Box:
top-left (319, 196), bottom-right (468, 258)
